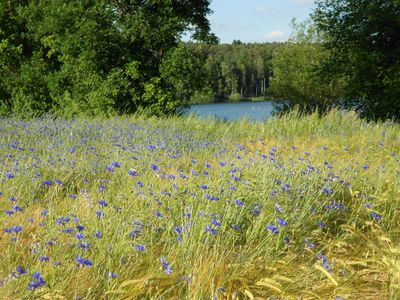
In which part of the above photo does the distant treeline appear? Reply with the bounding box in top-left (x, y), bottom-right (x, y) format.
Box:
top-left (187, 42), bottom-right (282, 103)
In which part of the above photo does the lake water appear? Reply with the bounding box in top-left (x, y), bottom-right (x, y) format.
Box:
top-left (187, 101), bottom-right (274, 121)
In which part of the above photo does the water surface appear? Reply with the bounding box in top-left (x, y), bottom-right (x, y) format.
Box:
top-left (187, 101), bottom-right (274, 121)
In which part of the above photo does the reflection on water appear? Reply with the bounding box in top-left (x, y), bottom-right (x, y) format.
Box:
top-left (187, 101), bottom-right (274, 121)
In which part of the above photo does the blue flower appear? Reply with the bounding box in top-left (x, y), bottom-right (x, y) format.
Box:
top-left (234, 199), bottom-right (244, 206)
top-left (135, 244), bottom-right (146, 252)
top-left (266, 224), bottom-right (279, 235)
top-left (76, 256), bottom-right (93, 266)
top-left (97, 200), bottom-right (108, 207)
top-left (150, 164), bottom-right (159, 171)
top-left (74, 233), bottom-right (84, 240)
top-left (371, 212), bottom-right (382, 220)
top-left (160, 257), bottom-right (173, 275)
top-left (16, 266), bottom-right (27, 275)
top-left (39, 256), bottom-right (49, 262)
top-left (28, 272), bottom-right (46, 290)
top-left (277, 217), bottom-right (288, 226)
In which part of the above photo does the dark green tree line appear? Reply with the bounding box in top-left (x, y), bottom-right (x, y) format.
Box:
top-left (188, 42), bottom-right (282, 103)
top-left (313, 0), bottom-right (400, 120)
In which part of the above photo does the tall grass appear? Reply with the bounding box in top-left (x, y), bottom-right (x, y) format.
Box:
top-left (0, 110), bottom-right (399, 299)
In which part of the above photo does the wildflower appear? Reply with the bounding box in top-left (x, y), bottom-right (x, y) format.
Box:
top-left (205, 194), bottom-right (220, 201)
top-left (106, 272), bottom-right (118, 279)
top-left (39, 256), bottom-right (49, 262)
top-left (234, 199), bottom-right (244, 206)
top-left (274, 203), bottom-right (283, 213)
top-left (150, 164), bottom-right (159, 171)
top-left (16, 266), bottom-right (27, 275)
top-left (74, 233), bottom-right (84, 240)
top-left (277, 217), bottom-right (288, 226)
top-left (266, 224), bottom-right (279, 235)
top-left (95, 231), bottom-right (103, 239)
top-left (28, 272), bottom-right (46, 290)
top-left (135, 244), bottom-right (146, 252)
top-left (205, 225), bottom-right (218, 235)
top-left (77, 242), bottom-right (91, 250)
top-left (128, 169), bottom-right (138, 176)
top-left (97, 200), bottom-right (108, 207)
top-left (371, 212), bottom-right (382, 220)
top-left (137, 181), bottom-right (143, 188)
top-left (76, 256), bottom-right (93, 266)
top-left (96, 210), bottom-right (105, 218)
top-left (160, 257), bottom-right (173, 275)
top-left (42, 181), bottom-right (53, 186)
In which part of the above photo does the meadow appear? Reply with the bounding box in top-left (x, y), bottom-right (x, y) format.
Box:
top-left (0, 110), bottom-right (399, 299)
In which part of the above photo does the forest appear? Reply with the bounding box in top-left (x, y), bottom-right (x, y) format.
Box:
top-left (1, 0), bottom-right (399, 120)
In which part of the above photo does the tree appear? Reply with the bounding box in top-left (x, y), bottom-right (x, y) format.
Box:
top-left (0, 0), bottom-right (216, 117)
top-left (313, 0), bottom-right (400, 120)
top-left (269, 19), bottom-right (344, 113)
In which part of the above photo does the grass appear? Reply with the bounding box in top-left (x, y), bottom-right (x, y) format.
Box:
top-left (0, 109), bottom-right (399, 299)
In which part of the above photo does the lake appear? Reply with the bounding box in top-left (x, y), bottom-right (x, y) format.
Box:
top-left (187, 101), bottom-right (274, 121)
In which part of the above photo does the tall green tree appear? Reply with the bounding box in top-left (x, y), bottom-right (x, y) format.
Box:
top-left (0, 0), bottom-right (216, 117)
top-left (313, 0), bottom-right (400, 120)
top-left (269, 19), bottom-right (344, 113)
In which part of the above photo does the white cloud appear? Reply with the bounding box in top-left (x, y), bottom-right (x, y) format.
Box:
top-left (265, 31), bottom-right (286, 42)
top-left (256, 5), bottom-right (271, 13)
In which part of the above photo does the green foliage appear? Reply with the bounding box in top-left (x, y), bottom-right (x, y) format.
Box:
top-left (0, 0), bottom-right (215, 116)
top-left (313, 0), bottom-right (400, 120)
top-left (160, 44), bottom-right (208, 102)
top-left (270, 19), bottom-right (344, 113)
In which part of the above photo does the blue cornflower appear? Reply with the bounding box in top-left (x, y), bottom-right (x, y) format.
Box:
top-left (200, 185), bottom-right (209, 189)
top-left (274, 203), bottom-right (283, 213)
top-left (74, 233), bottom-right (84, 240)
top-left (62, 227), bottom-right (74, 234)
top-left (137, 181), bottom-right (144, 188)
top-left (16, 265), bottom-right (27, 275)
top-left (96, 211), bottom-right (105, 218)
top-left (76, 225), bottom-right (85, 231)
top-left (42, 180), bottom-right (53, 186)
top-left (135, 244), bottom-right (146, 252)
top-left (39, 256), bottom-right (49, 262)
top-left (205, 225), bottom-right (218, 235)
top-left (106, 272), bottom-right (118, 279)
top-left (160, 257), bottom-right (173, 275)
top-left (266, 224), bottom-right (279, 235)
top-left (153, 211), bottom-right (163, 218)
top-left (28, 272), bottom-right (46, 290)
top-left (277, 217), bottom-right (288, 226)
top-left (234, 199), bottom-right (244, 206)
top-left (76, 256), bottom-right (93, 266)
top-left (6, 172), bottom-right (15, 179)
top-left (77, 242), bottom-right (91, 250)
top-left (128, 169), bottom-right (138, 176)
top-left (205, 194), bottom-right (220, 201)
top-left (371, 212), bottom-right (382, 220)
top-left (150, 164), bottom-right (159, 171)
top-left (97, 200), bottom-right (108, 207)
top-left (4, 210), bottom-right (14, 215)
top-left (95, 231), bottom-right (103, 239)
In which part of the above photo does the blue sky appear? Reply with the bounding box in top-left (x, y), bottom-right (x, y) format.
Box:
top-left (206, 0), bottom-right (315, 44)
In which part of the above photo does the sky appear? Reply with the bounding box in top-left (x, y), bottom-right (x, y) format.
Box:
top-left (206, 0), bottom-right (315, 44)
